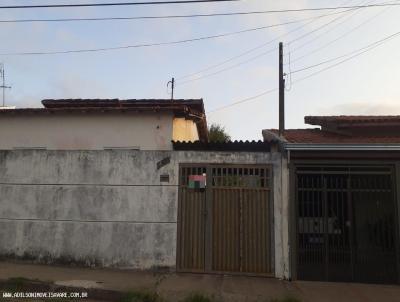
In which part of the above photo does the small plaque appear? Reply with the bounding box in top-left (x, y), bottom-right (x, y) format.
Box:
top-left (160, 174), bottom-right (170, 183)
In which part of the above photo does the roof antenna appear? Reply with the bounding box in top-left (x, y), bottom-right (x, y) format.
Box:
top-left (0, 63), bottom-right (11, 107)
top-left (167, 77), bottom-right (175, 101)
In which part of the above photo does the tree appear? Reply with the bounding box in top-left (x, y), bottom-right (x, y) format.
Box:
top-left (208, 123), bottom-right (231, 142)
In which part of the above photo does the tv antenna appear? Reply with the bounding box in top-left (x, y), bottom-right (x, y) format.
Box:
top-left (0, 63), bottom-right (11, 107)
top-left (167, 77), bottom-right (175, 101)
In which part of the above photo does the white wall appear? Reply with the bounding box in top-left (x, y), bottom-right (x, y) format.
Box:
top-left (0, 112), bottom-right (174, 150)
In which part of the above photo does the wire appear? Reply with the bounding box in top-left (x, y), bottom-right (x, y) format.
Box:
top-left (0, 25), bottom-right (297, 56)
top-left (0, 11), bottom-right (353, 56)
top-left (175, 9), bottom-right (354, 81)
top-left (176, 0), bottom-right (363, 81)
top-left (0, 5), bottom-right (360, 23)
top-left (286, 0), bottom-right (375, 56)
top-left (176, 0), bottom-right (396, 85)
top-left (176, 7), bottom-right (363, 84)
top-left (289, 3), bottom-right (390, 64)
top-left (292, 30), bottom-right (400, 82)
top-left (207, 29), bottom-right (400, 114)
top-left (207, 88), bottom-right (278, 114)
top-left (178, 0), bottom-right (393, 84)
top-left (284, 0), bottom-right (370, 48)
top-left (178, 48), bottom-right (281, 86)
top-left (284, 44), bottom-right (293, 91)
top-left (0, 1), bottom-right (400, 11)
top-left (177, 47), bottom-right (277, 85)
top-left (290, 30), bottom-right (400, 75)
top-left (0, 0), bottom-right (239, 9)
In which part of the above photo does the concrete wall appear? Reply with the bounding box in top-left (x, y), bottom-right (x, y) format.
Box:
top-left (0, 149), bottom-right (289, 278)
top-left (275, 154), bottom-right (290, 279)
top-left (0, 112), bottom-right (174, 150)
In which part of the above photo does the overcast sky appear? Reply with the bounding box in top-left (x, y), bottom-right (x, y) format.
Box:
top-left (1, 0), bottom-right (400, 140)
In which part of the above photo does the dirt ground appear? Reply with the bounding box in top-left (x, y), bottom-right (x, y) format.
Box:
top-left (1, 261), bottom-right (400, 302)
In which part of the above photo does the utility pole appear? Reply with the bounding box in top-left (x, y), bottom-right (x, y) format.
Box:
top-left (279, 42), bottom-right (285, 136)
top-left (167, 77), bottom-right (175, 101)
top-left (0, 63), bottom-right (11, 107)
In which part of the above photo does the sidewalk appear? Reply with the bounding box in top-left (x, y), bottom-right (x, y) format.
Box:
top-left (1, 261), bottom-right (400, 302)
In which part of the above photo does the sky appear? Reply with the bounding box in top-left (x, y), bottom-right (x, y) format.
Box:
top-left (1, 0), bottom-right (400, 140)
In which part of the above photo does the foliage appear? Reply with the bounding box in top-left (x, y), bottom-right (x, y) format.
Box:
top-left (208, 123), bottom-right (231, 142)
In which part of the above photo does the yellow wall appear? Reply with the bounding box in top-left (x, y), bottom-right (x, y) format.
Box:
top-left (172, 118), bottom-right (199, 142)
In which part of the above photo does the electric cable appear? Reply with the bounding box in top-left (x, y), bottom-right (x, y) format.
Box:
top-left (0, 0), bottom-right (239, 10)
top-left (207, 29), bottom-right (400, 114)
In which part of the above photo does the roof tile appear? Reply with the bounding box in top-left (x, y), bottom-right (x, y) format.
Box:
top-left (267, 128), bottom-right (400, 144)
top-left (305, 115), bottom-right (400, 126)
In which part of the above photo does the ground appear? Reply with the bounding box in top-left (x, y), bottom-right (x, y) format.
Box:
top-left (0, 261), bottom-right (400, 302)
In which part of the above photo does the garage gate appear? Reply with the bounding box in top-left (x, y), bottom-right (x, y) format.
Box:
top-left (295, 166), bottom-right (399, 284)
top-left (177, 164), bottom-right (273, 276)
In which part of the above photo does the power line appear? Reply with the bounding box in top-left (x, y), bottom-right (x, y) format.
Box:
top-left (177, 6), bottom-right (364, 84)
top-left (292, 30), bottom-right (400, 82)
top-left (208, 29), bottom-right (400, 114)
top-left (175, 9), bottom-right (354, 81)
top-left (207, 88), bottom-right (278, 114)
top-left (177, 0), bottom-right (396, 85)
top-left (0, 24), bottom-right (298, 56)
top-left (284, 0), bottom-right (375, 48)
top-left (290, 30), bottom-right (400, 74)
top-left (286, 0), bottom-right (371, 52)
top-left (179, 0), bottom-right (393, 84)
top-left (0, 0), bottom-right (239, 10)
top-left (0, 12), bottom-right (352, 56)
top-left (175, 0), bottom-right (362, 81)
top-left (178, 47), bottom-right (277, 85)
top-left (0, 1), bottom-right (398, 19)
top-left (0, 4), bottom-right (362, 23)
top-left (289, 3), bottom-right (390, 64)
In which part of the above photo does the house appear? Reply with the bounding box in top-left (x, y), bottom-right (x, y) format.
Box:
top-left (263, 115), bottom-right (400, 284)
top-left (0, 99), bottom-right (290, 280)
top-left (0, 99), bottom-right (208, 150)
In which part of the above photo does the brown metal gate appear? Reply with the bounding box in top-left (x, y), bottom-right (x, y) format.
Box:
top-left (177, 164), bottom-right (273, 276)
top-left (295, 166), bottom-right (399, 284)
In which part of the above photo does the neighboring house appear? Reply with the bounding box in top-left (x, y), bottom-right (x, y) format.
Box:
top-left (263, 115), bottom-right (400, 284)
top-left (0, 99), bottom-right (208, 150)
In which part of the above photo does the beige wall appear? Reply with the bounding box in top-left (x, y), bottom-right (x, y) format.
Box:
top-left (0, 112), bottom-right (174, 150)
top-left (172, 118), bottom-right (199, 142)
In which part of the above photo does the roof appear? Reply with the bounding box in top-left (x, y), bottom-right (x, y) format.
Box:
top-left (0, 98), bottom-right (208, 141)
top-left (173, 140), bottom-right (270, 152)
top-left (264, 128), bottom-right (400, 144)
top-left (305, 115), bottom-right (400, 127)
top-left (42, 98), bottom-right (205, 112)
top-left (263, 115), bottom-right (400, 145)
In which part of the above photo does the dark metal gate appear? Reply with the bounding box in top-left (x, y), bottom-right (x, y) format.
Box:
top-left (177, 164), bottom-right (273, 276)
top-left (295, 166), bottom-right (398, 283)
